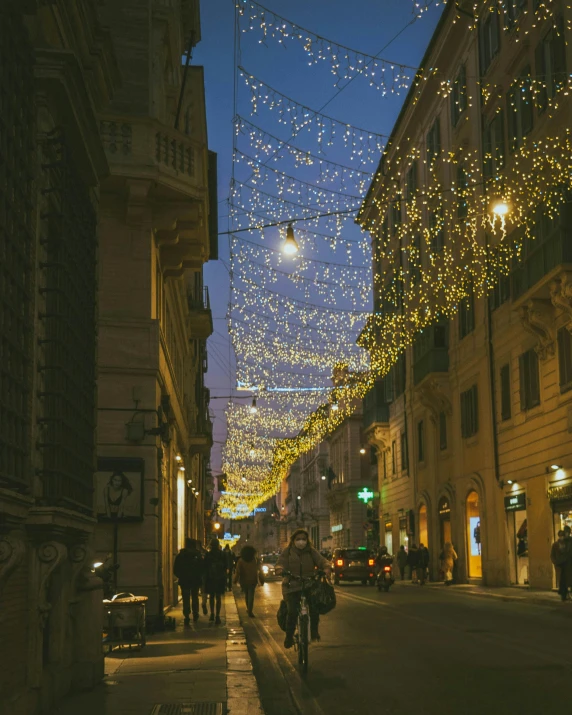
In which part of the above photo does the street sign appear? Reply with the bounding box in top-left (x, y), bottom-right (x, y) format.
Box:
top-left (358, 487), bottom-right (374, 504)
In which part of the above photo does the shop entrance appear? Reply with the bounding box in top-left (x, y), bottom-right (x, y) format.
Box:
top-left (438, 496), bottom-right (451, 550)
top-left (384, 521), bottom-right (393, 554)
top-left (505, 492), bottom-right (528, 585)
top-left (418, 505), bottom-right (428, 549)
top-left (466, 491), bottom-right (482, 579)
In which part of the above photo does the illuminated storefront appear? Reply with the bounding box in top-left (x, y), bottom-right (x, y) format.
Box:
top-left (418, 505), bottom-right (428, 550)
top-left (438, 496), bottom-right (451, 550)
top-left (384, 520), bottom-right (393, 554)
top-left (505, 491), bottom-right (528, 585)
top-left (466, 491), bottom-right (482, 579)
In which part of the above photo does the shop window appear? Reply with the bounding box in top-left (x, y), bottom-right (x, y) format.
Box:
top-left (459, 291), bottom-right (475, 339)
top-left (417, 420), bottom-right (425, 462)
top-left (461, 385), bottom-right (479, 438)
top-left (401, 429), bottom-right (409, 473)
top-left (439, 411), bottom-right (447, 450)
top-left (450, 63), bottom-right (467, 127)
top-left (385, 522), bottom-right (393, 554)
top-left (500, 363), bottom-right (512, 420)
top-left (418, 505), bottom-right (428, 550)
top-left (558, 327), bottom-right (572, 393)
top-left (519, 348), bottom-right (540, 410)
top-left (466, 491), bottom-right (483, 578)
top-left (535, 16), bottom-right (567, 114)
top-left (391, 440), bottom-right (396, 474)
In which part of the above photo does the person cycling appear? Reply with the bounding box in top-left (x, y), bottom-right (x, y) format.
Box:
top-left (276, 529), bottom-right (331, 648)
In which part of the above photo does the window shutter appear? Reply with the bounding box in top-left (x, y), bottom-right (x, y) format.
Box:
top-left (495, 111), bottom-right (505, 170)
top-left (459, 64), bottom-right (467, 112)
top-left (535, 40), bottom-right (548, 113)
top-left (472, 385), bottom-right (479, 434)
top-left (521, 68), bottom-right (534, 135)
top-left (500, 364), bottom-right (511, 420)
top-left (530, 350), bottom-right (540, 406)
top-left (491, 10), bottom-right (500, 58)
top-left (519, 353), bottom-right (526, 410)
top-left (553, 15), bottom-right (567, 91)
top-left (435, 117), bottom-right (441, 156)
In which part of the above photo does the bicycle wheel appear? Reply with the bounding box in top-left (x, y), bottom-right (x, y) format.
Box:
top-left (297, 614), bottom-right (309, 675)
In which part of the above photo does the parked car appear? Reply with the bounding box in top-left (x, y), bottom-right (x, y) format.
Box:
top-left (332, 547), bottom-right (376, 585)
top-left (260, 553), bottom-right (281, 580)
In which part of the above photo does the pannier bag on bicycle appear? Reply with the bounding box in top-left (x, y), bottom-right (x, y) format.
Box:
top-left (277, 598), bottom-right (288, 631)
top-left (312, 576), bottom-right (336, 615)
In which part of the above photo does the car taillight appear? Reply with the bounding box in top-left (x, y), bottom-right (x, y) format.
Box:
top-left (384, 566), bottom-right (391, 572)
top-left (336, 559), bottom-right (344, 566)
top-left (368, 559), bottom-right (375, 566)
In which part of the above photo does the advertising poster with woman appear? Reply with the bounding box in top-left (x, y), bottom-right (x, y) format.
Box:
top-left (95, 457), bottom-right (144, 521)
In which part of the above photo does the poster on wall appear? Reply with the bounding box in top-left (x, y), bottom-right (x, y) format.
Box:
top-left (470, 517), bottom-right (481, 556)
top-left (95, 457), bottom-right (144, 521)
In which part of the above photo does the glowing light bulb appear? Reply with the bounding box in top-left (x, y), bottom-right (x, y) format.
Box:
top-left (491, 199), bottom-right (511, 216)
top-left (250, 398), bottom-right (258, 415)
top-left (282, 223), bottom-right (299, 255)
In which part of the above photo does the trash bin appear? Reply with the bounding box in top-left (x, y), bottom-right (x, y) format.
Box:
top-left (103, 592), bottom-right (148, 652)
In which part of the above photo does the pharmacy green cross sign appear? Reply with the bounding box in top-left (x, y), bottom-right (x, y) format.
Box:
top-left (357, 487), bottom-right (374, 504)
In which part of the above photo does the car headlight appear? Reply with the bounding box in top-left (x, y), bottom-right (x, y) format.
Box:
top-left (262, 565), bottom-right (269, 573)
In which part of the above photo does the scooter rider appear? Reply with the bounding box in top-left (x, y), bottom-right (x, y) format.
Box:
top-left (375, 545), bottom-right (393, 569)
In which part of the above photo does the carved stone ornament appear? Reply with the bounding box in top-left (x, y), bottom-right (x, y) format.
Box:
top-left (550, 272), bottom-right (572, 328)
top-left (520, 299), bottom-right (555, 360)
top-left (0, 534), bottom-right (26, 595)
top-left (366, 425), bottom-right (391, 455)
top-left (37, 541), bottom-right (68, 629)
top-left (416, 378), bottom-right (453, 424)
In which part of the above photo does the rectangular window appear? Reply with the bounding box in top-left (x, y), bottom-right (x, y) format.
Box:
top-left (558, 327), bottom-right (572, 392)
top-left (426, 117), bottom-right (441, 163)
top-left (391, 440), bottom-right (396, 474)
top-left (417, 420), bottom-right (425, 462)
top-left (411, 233), bottom-right (422, 285)
top-left (482, 111), bottom-right (505, 184)
top-left (393, 353), bottom-right (407, 397)
top-left (459, 292), bottom-right (475, 339)
top-left (490, 271), bottom-right (511, 310)
top-left (461, 385), bottom-right (479, 438)
top-left (507, 66), bottom-right (533, 152)
top-left (500, 364), bottom-right (512, 421)
top-left (406, 162), bottom-right (418, 201)
top-left (391, 196), bottom-right (402, 230)
top-left (479, 9), bottom-right (500, 75)
top-left (401, 429), bottom-right (409, 472)
top-left (535, 16), bottom-right (567, 113)
top-left (439, 411), bottom-right (447, 450)
top-left (383, 449), bottom-right (387, 479)
top-left (504, 0), bottom-right (528, 29)
top-left (450, 63), bottom-right (468, 127)
top-left (429, 208), bottom-right (445, 253)
top-left (519, 349), bottom-right (540, 410)
top-left (457, 165), bottom-right (468, 219)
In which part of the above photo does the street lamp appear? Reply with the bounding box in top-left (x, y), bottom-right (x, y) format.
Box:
top-left (282, 223), bottom-right (299, 255)
top-left (331, 401), bottom-right (339, 412)
top-left (491, 198), bottom-right (512, 217)
top-left (359, 447), bottom-right (366, 455)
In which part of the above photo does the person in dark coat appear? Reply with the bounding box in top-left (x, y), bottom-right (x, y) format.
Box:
top-left (224, 544), bottom-right (235, 592)
top-left (204, 539), bottom-right (227, 623)
top-left (233, 545), bottom-right (260, 616)
top-left (551, 530), bottom-right (572, 601)
top-left (276, 529), bottom-right (330, 648)
top-left (417, 543), bottom-right (430, 585)
top-left (174, 538), bottom-right (204, 624)
top-left (408, 544), bottom-right (420, 583)
top-left (396, 545), bottom-right (408, 580)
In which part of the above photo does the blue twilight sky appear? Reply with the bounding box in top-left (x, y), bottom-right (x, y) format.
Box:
top-left (193, 0), bottom-right (444, 476)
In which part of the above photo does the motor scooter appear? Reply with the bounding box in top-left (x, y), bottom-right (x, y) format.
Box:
top-left (376, 557), bottom-right (395, 592)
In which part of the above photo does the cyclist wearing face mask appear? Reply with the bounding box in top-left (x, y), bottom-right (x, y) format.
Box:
top-left (276, 529), bottom-right (331, 648)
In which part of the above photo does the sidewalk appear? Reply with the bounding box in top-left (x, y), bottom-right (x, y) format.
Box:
top-left (397, 579), bottom-right (571, 609)
top-left (51, 593), bottom-right (264, 715)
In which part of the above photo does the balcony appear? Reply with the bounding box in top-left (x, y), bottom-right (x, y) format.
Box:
top-left (413, 323), bottom-right (449, 386)
top-left (189, 416), bottom-right (212, 456)
top-left (188, 286), bottom-right (213, 339)
top-left (363, 380), bottom-right (390, 456)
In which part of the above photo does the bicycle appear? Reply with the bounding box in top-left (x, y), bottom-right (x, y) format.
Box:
top-left (281, 569), bottom-right (325, 676)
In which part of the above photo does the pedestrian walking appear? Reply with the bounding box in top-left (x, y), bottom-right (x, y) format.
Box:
top-left (408, 543), bottom-right (419, 583)
top-left (173, 538), bottom-right (204, 625)
top-left (223, 544), bottom-right (235, 592)
top-left (233, 545), bottom-right (261, 617)
top-left (417, 543), bottom-right (430, 585)
top-left (550, 530), bottom-right (572, 601)
top-left (440, 542), bottom-right (457, 585)
top-left (276, 528), bottom-right (331, 648)
top-left (396, 545), bottom-right (408, 581)
top-left (204, 539), bottom-right (227, 624)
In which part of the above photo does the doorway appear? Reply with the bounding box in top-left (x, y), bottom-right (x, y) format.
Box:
top-left (507, 507), bottom-right (528, 585)
top-left (418, 505), bottom-right (428, 550)
top-left (466, 491), bottom-right (482, 579)
top-left (438, 496), bottom-right (451, 551)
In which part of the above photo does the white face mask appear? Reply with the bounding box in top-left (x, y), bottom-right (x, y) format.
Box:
top-left (294, 539), bottom-right (308, 549)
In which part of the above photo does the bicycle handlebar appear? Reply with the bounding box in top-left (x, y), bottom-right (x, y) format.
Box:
top-left (281, 569), bottom-right (326, 580)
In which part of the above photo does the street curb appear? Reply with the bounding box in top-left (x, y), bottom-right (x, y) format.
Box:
top-left (225, 592), bottom-right (265, 715)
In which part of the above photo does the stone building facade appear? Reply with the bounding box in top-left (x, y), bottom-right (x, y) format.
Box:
top-left (94, 0), bottom-right (215, 617)
top-left (0, 2), bottom-right (120, 714)
top-left (359, 0), bottom-right (572, 587)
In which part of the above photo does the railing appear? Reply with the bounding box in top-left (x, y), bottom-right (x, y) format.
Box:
top-left (188, 285), bottom-right (210, 311)
top-left (512, 227), bottom-right (572, 299)
top-left (363, 381), bottom-right (390, 430)
top-left (413, 348), bottom-right (449, 385)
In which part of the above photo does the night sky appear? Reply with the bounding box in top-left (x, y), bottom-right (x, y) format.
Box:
top-left (193, 0), bottom-right (444, 477)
